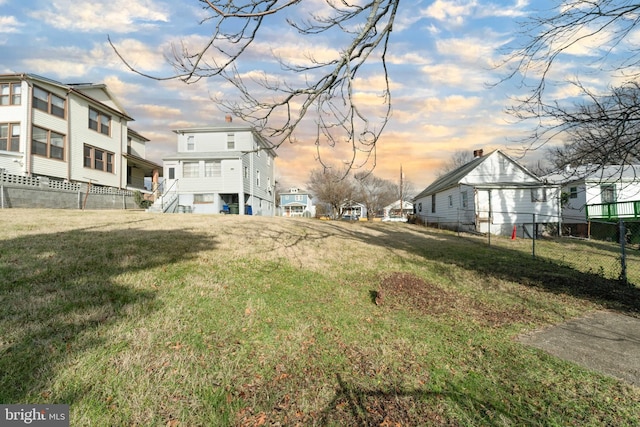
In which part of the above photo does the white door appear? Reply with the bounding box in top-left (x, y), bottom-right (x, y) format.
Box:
top-left (475, 189), bottom-right (491, 233)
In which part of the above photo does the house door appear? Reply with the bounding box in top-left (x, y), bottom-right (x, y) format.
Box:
top-left (475, 189), bottom-right (491, 233)
top-left (601, 184), bottom-right (617, 219)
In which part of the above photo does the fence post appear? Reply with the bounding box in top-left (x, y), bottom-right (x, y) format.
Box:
top-left (619, 219), bottom-right (628, 285)
top-left (532, 213), bottom-right (537, 258)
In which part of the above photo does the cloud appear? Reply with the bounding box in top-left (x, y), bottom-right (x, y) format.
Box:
top-left (0, 16), bottom-right (22, 33)
top-left (424, 0), bottom-right (476, 25)
top-left (99, 38), bottom-right (167, 73)
top-left (420, 61), bottom-right (490, 91)
top-left (23, 58), bottom-right (90, 79)
top-left (29, 0), bottom-right (169, 33)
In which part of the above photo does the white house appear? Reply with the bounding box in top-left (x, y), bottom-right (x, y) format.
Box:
top-left (339, 200), bottom-right (366, 220)
top-left (414, 149), bottom-right (561, 237)
top-left (383, 199), bottom-right (414, 221)
top-left (544, 164), bottom-right (640, 236)
top-left (155, 116), bottom-right (277, 215)
top-left (0, 73), bottom-right (161, 192)
top-left (279, 187), bottom-right (315, 217)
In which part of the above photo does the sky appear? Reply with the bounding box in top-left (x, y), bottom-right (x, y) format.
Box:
top-left (0, 0), bottom-right (626, 194)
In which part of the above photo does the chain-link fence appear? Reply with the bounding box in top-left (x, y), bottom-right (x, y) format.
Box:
top-left (414, 210), bottom-right (639, 286)
top-left (531, 219), bottom-right (640, 286)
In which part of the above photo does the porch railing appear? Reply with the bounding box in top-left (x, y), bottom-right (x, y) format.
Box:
top-left (586, 200), bottom-right (640, 220)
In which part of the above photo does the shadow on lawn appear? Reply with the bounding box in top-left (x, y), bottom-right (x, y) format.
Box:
top-left (300, 221), bottom-right (640, 315)
top-left (319, 373), bottom-right (535, 426)
top-left (0, 225), bottom-right (214, 403)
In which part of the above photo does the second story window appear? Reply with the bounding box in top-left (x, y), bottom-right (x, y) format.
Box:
top-left (32, 125), bottom-right (64, 160)
top-left (0, 123), bottom-right (20, 152)
top-left (89, 107), bottom-right (110, 136)
top-left (187, 136), bottom-right (195, 151)
top-left (1, 82), bottom-right (21, 105)
top-left (227, 133), bottom-right (235, 149)
top-left (33, 86), bottom-right (65, 118)
top-left (256, 170), bottom-right (261, 187)
top-left (569, 187), bottom-right (578, 199)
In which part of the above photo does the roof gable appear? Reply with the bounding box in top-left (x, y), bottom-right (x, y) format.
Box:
top-left (414, 150), bottom-right (542, 200)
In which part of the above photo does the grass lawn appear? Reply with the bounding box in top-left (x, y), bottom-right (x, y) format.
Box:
top-left (0, 209), bottom-right (638, 426)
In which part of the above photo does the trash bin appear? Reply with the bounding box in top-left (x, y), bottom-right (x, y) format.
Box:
top-left (221, 204), bottom-right (230, 214)
top-left (228, 203), bottom-right (239, 214)
top-left (245, 205), bottom-right (252, 215)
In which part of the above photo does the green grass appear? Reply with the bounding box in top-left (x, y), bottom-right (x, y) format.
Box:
top-left (0, 209), bottom-right (638, 426)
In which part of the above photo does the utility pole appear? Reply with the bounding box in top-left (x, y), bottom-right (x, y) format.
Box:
top-left (400, 165), bottom-right (403, 218)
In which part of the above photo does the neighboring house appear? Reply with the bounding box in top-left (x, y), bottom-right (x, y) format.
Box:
top-left (155, 116), bottom-right (277, 215)
top-left (0, 73), bottom-right (161, 193)
top-left (413, 149), bottom-right (561, 237)
top-left (280, 187), bottom-right (315, 217)
top-left (382, 200), bottom-right (414, 221)
top-left (339, 200), bottom-right (367, 220)
top-left (544, 165), bottom-right (640, 237)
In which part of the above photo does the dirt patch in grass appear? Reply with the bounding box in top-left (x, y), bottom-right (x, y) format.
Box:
top-left (376, 272), bottom-right (458, 315)
top-left (376, 272), bottom-right (537, 327)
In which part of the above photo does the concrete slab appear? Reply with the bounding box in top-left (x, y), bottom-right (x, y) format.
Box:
top-left (517, 310), bottom-right (640, 386)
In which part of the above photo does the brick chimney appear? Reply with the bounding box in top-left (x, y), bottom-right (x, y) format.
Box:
top-left (225, 114), bottom-right (233, 123)
top-left (473, 149), bottom-right (483, 158)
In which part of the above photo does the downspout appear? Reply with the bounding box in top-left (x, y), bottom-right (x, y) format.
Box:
top-left (250, 146), bottom-right (254, 215)
top-left (23, 75), bottom-right (33, 176)
top-left (556, 185), bottom-right (562, 237)
top-left (120, 117), bottom-right (123, 190)
top-left (66, 88), bottom-right (72, 181)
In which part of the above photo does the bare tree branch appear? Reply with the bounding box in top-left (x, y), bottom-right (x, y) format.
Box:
top-left (111, 0), bottom-right (399, 173)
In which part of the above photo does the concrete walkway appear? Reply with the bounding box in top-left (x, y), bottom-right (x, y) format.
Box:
top-left (517, 310), bottom-right (640, 386)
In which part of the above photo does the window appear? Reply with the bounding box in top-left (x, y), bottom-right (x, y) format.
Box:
top-left (569, 187), bottom-right (578, 199)
top-left (0, 123), bottom-right (20, 152)
top-left (205, 160), bottom-right (222, 177)
top-left (461, 191), bottom-right (468, 208)
top-left (83, 144), bottom-right (115, 172)
top-left (183, 162), bottom-right (199, 178)
top-left (187, 136), bottom-right (195, 151)
top-left (88, 107), bottom-right (110, 135)
top-left (33, 86), bottom-right (65, 118)
top-left (531, 188), bottom-right (547, 202)
top-left (295, 195), bottom-right (303, 202)
top-left (1, 82), bottom-right (21, 105)
top-left (32, 126), bottom-right (64, 160)
top-left (431, 194), bottom-right (436, 213)
top-left (244, 166), bottom-right (249, 179)
top-left (418, 202), bottom-right (422, 212)
top-left (227, 133), bottom-right (235, 149)
top-left (256, 170), bottom-right (261, 187)
top-left (194, 194), bottom-right (215, 204)
top-left (267, 155), bottom-right (271, 166)
top-left (601, 185), bottom-right (616, 203)
top-left (448, 195), bottom-right (453, 207)
top-left (168, 168), bottom-right (175, 180)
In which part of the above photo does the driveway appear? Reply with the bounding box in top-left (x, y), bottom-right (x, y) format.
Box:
top-left (517, 310), bottom-right (640, 386)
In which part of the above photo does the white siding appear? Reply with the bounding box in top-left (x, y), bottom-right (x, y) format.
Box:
top-left (67, 96), bottom-right (122, 187)
top-left (128, 135), bottom-right (146, 157)
top-left (462, 153), bottom-right (538, 185)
